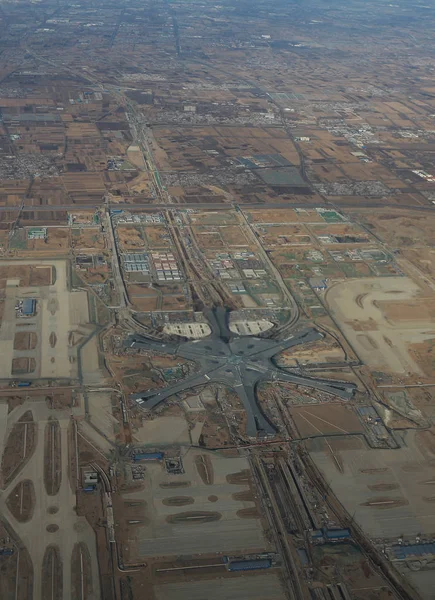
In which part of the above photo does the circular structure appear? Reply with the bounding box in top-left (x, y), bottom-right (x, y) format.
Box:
top-left (47, 506), bottom-right (59, 514)
top-left (46, 524), bottom-right (59, 533)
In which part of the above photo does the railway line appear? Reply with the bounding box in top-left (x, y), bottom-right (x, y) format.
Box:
top-left (251, 454), bottom-right (309, 600)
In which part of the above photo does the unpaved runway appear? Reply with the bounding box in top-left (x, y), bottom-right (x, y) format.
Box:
top-left (325, 276), bottom-right (435, 374)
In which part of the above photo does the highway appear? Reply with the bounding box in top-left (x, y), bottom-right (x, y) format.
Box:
top-left (1, 200), bottom-right (434, 212)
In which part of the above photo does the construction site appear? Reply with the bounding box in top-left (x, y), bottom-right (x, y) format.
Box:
top-left (2, 0), bottom-right (435, 595)
top-left (0, 203), bottom-right (432, 600)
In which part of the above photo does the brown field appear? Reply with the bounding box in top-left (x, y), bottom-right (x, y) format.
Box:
top-left (66, 122), bottom-right (100, 137)
top-left (14, 332), bottom-right (37, 351)
top-left (245, 208), bottom-right (324, 224)
top-left (0, 521), bottom-right (33, 599)
top-left (270, 247), bottom-right (320, 264)
top-left (161, 293), bottom-right (190, 311)
top-left (399, 247), bottom-right (435, 280)
top-left (130, 296), bottom-right (159, 311)
top-left (189, 211), bottom-right (239, 225)
top-left (127, 285), bottom-right (159, 311)
top-left (41, 545), bottom-right (63, 600)
top-left (2, 410), bottom-right (36, 486)
top-left (127, 146), bottom-right (146, 169)
top-left (71, 227), bottom-right (105, 252)
top-left (0, 230), bottom-right (8, 249)
top-left (117, 226), bottom-right (146, 251)
top-left (0, 265), bottom-right (33, 288)
top-left (44, 418), bottom-right (62, 496)
top-left (27, 228), bottom-right (69, 252)
top-left (11, 357), bottom-right (36, 375)
top-left (153, 125), bottom-right (297, 172)
top-left (191, 226), bottom-right (225, 250)
top-left (68, 211), bottom-right (97, 225)
top-left (126, 172), bottom-right (152, 195)
top-left (71, 543), bottom-right (94, 600)
top-left (219, 225), bottom-right (251, 247)
top-left (353, 210), bottom-right (435, 247)
top-left (380, 297), bottom-right (435, 322)
top-left (290, 404), bottom-right (364, 438)
top-left (308, 223), bottom-right (369, 241)
top-left (6, 479), bottom-right (35, 522)
top-left (311, 163), bottom-right (347, 182)
top-left (257, 224), bottom-right (311, 247)
top-left (408, 340), bottom-right (435, 379)
top-left (29, 266), bottom-right (52, 286)
top-left (277, 337), bottom-right (345, 366)
top-left (144, 225), bottom-right (172, 249)
top-left (62, 173), bottom-right (105, 193)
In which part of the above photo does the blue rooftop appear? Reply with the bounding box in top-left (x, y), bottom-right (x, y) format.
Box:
top-left (228, 559), bottom-right (271, 571)
top-left (392, 543), bottom-right (435, 559)
top-left (22, 299), bottom-right (36, 315)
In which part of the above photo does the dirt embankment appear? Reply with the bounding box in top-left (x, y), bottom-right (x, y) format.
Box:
top-left (71, 542), bottom-right (94, 600)
top-left (41, 545), bottom-right (63, 600)
top-left (6, 479), bottom-right (35, 522)
top-left (195, 454), bottom-right (214, 485)
top-left (1, 410), bottom-right (36, 486)
top-left (44, 418), bottom-right (62, 496)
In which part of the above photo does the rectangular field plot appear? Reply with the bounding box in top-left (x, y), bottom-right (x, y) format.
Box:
top-left (245, 208), bottom-right (325, 224)
top-left (155, 574), bottom-right (287, 600)
top-left (116, 226), bottom-right (147, 252)
top-left (123, 451), bottom-right (269, 558)
top-left (255, 224), bottom-right (311, 247)
top-left (188, 210), bottom-right (239, 226)
top-left (290, 404), bottom-right (364, 437)
top-left (144, 225), bottom-right (172, 249)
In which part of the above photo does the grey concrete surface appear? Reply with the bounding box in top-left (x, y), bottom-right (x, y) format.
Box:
top-left (128, 308), bottom-right (356, 437)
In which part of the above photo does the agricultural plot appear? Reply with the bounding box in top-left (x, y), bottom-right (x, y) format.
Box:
top-left (188, 210), bottom-right (239, 226)
top-left (117, 225), bottom-right (147, 251)
top-left (71, 227), bottom-right (105, 252)
top-left (254, 224), bottom-right (311, 247)
top-left (144, 225), bottom-right (172, 249)
top-left (10, 228), bottom-right (70, 254)
top-left (244, 208), bottom-right (325, 224)
top-left (306, 223), bottom-right (371, 245)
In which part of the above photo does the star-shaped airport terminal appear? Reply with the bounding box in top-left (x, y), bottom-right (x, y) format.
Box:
top-left (126, 308), bottom-right (356, 437)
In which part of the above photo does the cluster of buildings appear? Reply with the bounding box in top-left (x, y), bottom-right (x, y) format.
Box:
top-left (112, 211), bottom-right (164, 224)
top-left (27, 227), bottom-right (47, 240)
top-left (241, 268), bottom-right (267, 279)
top-left (123, 252), bottom-right (150, 273)
top-left (16, 298), bottom-right (36, 317)
top-left (209, 255), bottom-right (238, 279)
top-left (151, 252), bottom-right (181, 281)
top-left (412, 169), bottom-right (435, 182)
